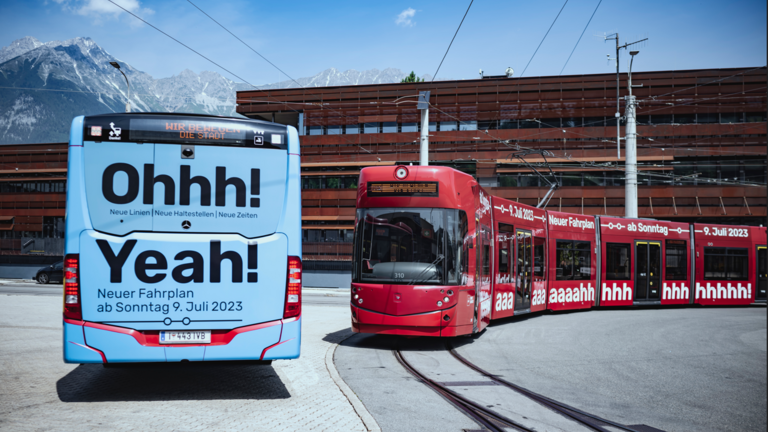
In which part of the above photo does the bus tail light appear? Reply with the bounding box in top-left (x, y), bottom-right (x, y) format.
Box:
top-left (284, 256), bottom-right (302, 318)
top-left (63, 254), bottom-right (81, 320)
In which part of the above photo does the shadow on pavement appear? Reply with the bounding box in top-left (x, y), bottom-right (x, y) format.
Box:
top-left (56, 362), bottom-right (290, 402)
top-left (322, 327), bottom-right (354, 344)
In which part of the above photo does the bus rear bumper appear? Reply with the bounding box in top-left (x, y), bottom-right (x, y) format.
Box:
top-left (63, 317), bottom-right (301, 363)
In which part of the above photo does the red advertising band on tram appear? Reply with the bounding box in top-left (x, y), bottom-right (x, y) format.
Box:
top-left (546, 211), bottom-right (597, 312)
top-left (598, 217), bottom-right (691, 307)
top-left (350, 165), bottom-right (767, 338)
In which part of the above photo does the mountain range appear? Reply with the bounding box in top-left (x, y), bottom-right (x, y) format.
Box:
top-left (0, 36), bottom-right (429, 144)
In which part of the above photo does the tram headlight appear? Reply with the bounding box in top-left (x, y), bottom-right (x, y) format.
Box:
top-left (447, 290), bottom-right (454, 296)
top-left (354, 294), bottom-right (359, 299)
top-left (358, 299), bottom-right (363, 304)
top-left (444, 297), bottom-right (449, 302)
top-left (437, 300), bottom-right (443, 307)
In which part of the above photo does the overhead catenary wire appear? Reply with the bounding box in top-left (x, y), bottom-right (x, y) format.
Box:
top-left (520, 0), bottom-right (569, 78)
top-left (185, 0), bottom-right (303, 89)
top-left (432, 0), bottom-right (474, 82)
top-left (559, 0), bottom-right (602, 75)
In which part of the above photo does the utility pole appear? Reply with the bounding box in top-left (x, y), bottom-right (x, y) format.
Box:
top-left (605, 33), bottom-right (621, 159)
top-left (624, 51), bottom-right (642, 218)
top-left (605, 35), bottom-right (648, 159)
top-left (418, 91), bottom-right (430, 166)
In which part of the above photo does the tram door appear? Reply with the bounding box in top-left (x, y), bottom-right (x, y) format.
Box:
top-left (515, 230), bottom-right (532, 311)
top-left (757, 246), bottom-right (767, 301)
top-left (635, 241), bottom-right (661, 301)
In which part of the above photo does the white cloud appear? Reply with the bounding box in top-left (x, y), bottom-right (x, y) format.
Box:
top-left (54, 0), bottom-right (154, 27)
top-left (395, 8), bottom-right (416, 27)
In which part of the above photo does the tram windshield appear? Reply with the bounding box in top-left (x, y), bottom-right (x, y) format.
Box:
top-left (353, 208), bottom-right (467, 285)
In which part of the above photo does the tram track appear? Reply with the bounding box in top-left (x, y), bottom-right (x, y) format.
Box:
top-left (394, 344), bottom-right (644, 432)
top-left (393, 349), bottom-right (534, 432)
top-left (447, 344), bottom-right (641, 432)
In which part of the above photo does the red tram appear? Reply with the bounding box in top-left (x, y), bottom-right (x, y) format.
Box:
top-left (350, 166), bottom-right (767, 337)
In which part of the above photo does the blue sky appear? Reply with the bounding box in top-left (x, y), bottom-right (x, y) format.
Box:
top-left (1, 0), bottom-right (765, 84)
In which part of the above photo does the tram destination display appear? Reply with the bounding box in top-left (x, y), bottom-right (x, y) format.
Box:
top-left (367, 182), bottom-right (439, 197)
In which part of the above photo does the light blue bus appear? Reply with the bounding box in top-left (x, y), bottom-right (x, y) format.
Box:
top-left (63, 113), bottom-right (301, 364)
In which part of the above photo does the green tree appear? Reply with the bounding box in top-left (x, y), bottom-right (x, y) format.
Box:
top-left (401, 71), bottom-right (423, 83)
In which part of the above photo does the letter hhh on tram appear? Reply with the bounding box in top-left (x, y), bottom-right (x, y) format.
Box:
top-left (350, 165), bottom-right (493, 337)
top-left (63, 113), bottom-right (301, 364)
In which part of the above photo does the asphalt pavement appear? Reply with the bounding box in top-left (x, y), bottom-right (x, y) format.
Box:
top-left (338, 306), bottom-right (766, 432)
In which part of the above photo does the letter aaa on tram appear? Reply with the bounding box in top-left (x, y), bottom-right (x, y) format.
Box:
top-left (63, 113), bottom-right (302, 364)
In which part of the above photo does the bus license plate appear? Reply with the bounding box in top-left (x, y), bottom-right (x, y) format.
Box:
top-left (159, 330), bottom-right (211, 344)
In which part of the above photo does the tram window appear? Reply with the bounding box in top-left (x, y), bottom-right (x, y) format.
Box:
top-left (727, 249), bottom-right (749, 280)
top-left (665, 240), bottom-right (687, 280)
top-left (556, 241), bottom-right (574, 280)
top-left (704, 248), bottom-right (726, 279)
top-left (606, 243), bottom-right (631, 280)
top-left (703, 247), bottom-right (749, 280)
top-left (533, 237), bottom-right (546, 279)
top-left (481, 226), bottom-right (491, 277)
top-left (446, 210), bottom-right (466, 284)
top-left (497, 224), bottom-right (515, 279)
top-left (459, 211), bottom-right (469, 275)
top-left (499, 249), bottom-right (509, 274)
top-left (555, 240), bottom-right (590, 280)
top-left (573, 241), bottom-right (591, 280)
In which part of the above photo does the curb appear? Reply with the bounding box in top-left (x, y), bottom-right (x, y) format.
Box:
top-left (324, 330), bottom-right (381, 432)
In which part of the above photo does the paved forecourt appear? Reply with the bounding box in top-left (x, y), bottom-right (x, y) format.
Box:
top-left (337, 307), bottom-right (766, 432)
top-left (458, 307), bottom-right (767, 432)
top-left (0, 293), bottom-right (373, 432)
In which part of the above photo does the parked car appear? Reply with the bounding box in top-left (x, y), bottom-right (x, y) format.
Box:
top-left (35, 261), bottom-right (63, 284)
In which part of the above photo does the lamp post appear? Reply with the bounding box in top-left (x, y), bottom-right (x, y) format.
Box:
top-left (624, 50), bottom-right (640, 218)
top-left (109, 61), bottom-right (131, 113)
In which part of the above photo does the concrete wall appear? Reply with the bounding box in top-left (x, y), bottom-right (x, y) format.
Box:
top-left (303, 270), bottom-right (351, 289)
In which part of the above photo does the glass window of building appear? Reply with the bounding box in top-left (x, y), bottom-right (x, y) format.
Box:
top-left (560, 173), bottom-right (582, 186)
top-left (746, 112), bottom-right (767, 122)
top-left (584, 117), bottom-right (605, 127)
top-left (309, 125), bottom-right (323, 135)
top-left (345, 124), bottom-right (359, 134)
top-left (540, 118), bottom-right (560, 128)
top-left (719, 162), bottom-right (741, 183)
top-left (302, 177), bottom-right (321, 189)
top-left (563, 117), bottom-right (582, 128)
top-left (401, 123), bottom-right (418, 132)
top-left (364, 123), bottom-right (379, 133)
top-left (478, 120), bottom-right (499, 130)
top-left (382, 122), bottom-right (397, 133)
top-left (327, 125), bottom-right (341, 135)
top-left (498, 175), bottom-right (518, 187)
top-left (325, 177), bottom-right (342, 189)
top-left (499, 119), bottom-right (517, 129)
top-left (720, 112), bottom-right (743, 123)
top-left (697, 113), bottom-right (718, 123)
top-left (584, 173), bottom-right (604, 186)
top-left (439, 121), bottom-right (458, 131)
top-left (675, 113), bottom-right (695, 124)
top-left (605, 171), bottom-right (625, 186)
top-left (744, 161), bottom-right (767, 184)
top-left (460, 120), bottom-right (477, 131)
top-left (651, 115), bottom-right (673, 124)
top-left (341, 177), bottom-right (358, 189)
top-left (519, 119), bottom-right (539, 129)
top-left (428, 122), bottom-right (437, 132)
top-left (519, 174), bottom-right (539, 187)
